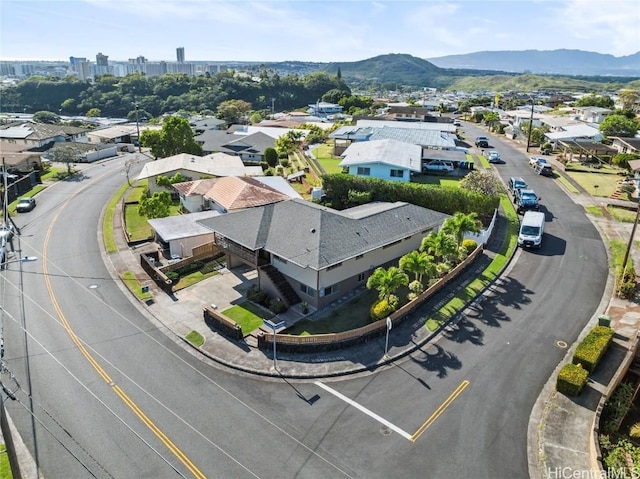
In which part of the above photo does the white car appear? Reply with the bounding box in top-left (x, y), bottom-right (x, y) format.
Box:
top-left (453, 120), bottom-right (462, 127)
top-left (423, 160), bottom-right (455, 173)
top-left (529, 156), bottom-right (546, 167)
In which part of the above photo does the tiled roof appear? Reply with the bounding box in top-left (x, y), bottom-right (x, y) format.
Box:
top-left (198, 199), bottom-right (449, 270)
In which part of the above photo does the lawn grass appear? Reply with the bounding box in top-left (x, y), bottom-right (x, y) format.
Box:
top-left (222, 302), bottom-right (273, 335)
top-left (125, 180), bottom-right (147, 202)
top-left (104, 182), bottom-right (130, 253)
top-left (556, 174), bottom-right (580, 193)
top-left (125, 203), bottom-right (154, 242)
top-left (312, 143), bottom-right (343, 174)
top-left (584, 205), bottom-right (604, 217)
top-left (185, 330), bottom-right (204, 347)
top-left (120, 271), bottom-right (153, 300)
top-left (40, 167), bottom-right (65, 181)
top-left (476, 153), bottom-right (491, 169)
top-left (610, 239), bottom-right (631, 269)
top-left (564, 171), bottom-right (621, 197)
top-left (411, 174), bottom-right (461, 187)
top-left (173, 270), bottom-right (220, 290)
top-left (607, 205), bottom-right (638, 223)
top-left (0, 443), bottom-right (11, 479)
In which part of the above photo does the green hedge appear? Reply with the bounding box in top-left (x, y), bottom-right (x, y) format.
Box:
top-left (573, 325), bottom-right (615, 373)
top-left (557, 363), bottom-right (589, 396)
top-left (321, 174), bottom-right (499, 217)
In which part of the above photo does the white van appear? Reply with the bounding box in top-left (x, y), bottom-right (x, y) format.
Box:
top-left (518, 211), bottom-right (545, 249)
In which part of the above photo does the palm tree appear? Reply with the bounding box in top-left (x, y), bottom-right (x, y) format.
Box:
top-left (399, 250), bottom-right (436, 284)
top-left (483, 111), bottom-right (500, 132)
top-left (420, 230), bottom-right (458, 263)
top-left (366, 266), bottom-right (409, 302)
top-left (442, 212), bottom-right (483, 250)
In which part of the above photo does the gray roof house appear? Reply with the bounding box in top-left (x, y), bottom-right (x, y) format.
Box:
top-left (198, 199), bottom-right (449, 309)
top-left (339, 139), bottom-right (422, 182)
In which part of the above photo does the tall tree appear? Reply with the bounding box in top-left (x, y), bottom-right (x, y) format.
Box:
top-left (618, 89), bottom-right (639, 112)
top-left (51, 145), bottom-right (80, 174)
top-left (216, 99), bottom-right (252, 124)
top-left (599, 114), bottom-right (639, 138)
top-left (140, 116), bottom-right (203, 158)
top-left (32, 111), bottom-right (61, 124)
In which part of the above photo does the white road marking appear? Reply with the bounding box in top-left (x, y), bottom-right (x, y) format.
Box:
top-left (314, 381), bottom-right (412, 440)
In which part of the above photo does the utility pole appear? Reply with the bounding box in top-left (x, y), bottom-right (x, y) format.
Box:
top-left (134, 103), bottom-right (141, 153)
top-left (271, 98), bottom-right (275, 114)
top-left (620, 203), bottom-right (640, 292)
top-left (526, 97), bottom-right (535, 153)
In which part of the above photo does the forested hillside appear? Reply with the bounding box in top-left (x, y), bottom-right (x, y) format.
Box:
top-left (0, 70), bottom-right (350, 118)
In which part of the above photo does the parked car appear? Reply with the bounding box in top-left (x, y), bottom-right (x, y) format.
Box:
top-left (518, 211), bottom-right (545, 249)
top-left (529, 156), bottom-right (547, 168)
top-left (486, 151), bottom-right (505, 164)
top-left (535, 163), bottom-right (553, 177)
top-left (514, 189), bottom-right (540, 214)
top-left (423, 160), bottom-right (455, 173)
top-left (16, 197), bottom-right (36, 212)
top-left (453, 120), bottom-right (462, 127)
top-left (475, 136), bottom-right (489, 148)
top-left (508, 177), bottom-right (528, 197)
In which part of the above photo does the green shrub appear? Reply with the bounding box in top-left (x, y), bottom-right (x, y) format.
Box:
top-left (556, 363), bottom-right (589, 396)
top-left (370, 296), bottom-right (398, 321)
top-left (461, 239), bottom-right (478, 255)
top-left (166, 271), bottom-right (179, 280)
top-left (573, 325), bottom-right (615, 373)
top-left (269, 298), bottom-right (287, 314)
top-left (617, 264), bottom-right (637, 299)
top-left (601, 382), bottom-right (635, 434)
top-left (246, 285), bottom-right (266, 304)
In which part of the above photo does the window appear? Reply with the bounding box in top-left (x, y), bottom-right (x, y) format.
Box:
top-left (358, 273), bottom-right (366, 282)
top-left (299, 284), bottom-right (316, 297)
top-left (390, 169), bottom-right (404, 178)
top-left (356, 167), bottom-right (371, 176)
top-left (322, 284), bottom-right (339, 296)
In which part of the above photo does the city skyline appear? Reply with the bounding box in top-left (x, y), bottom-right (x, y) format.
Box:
top-left (1, 0), bottom-right (639, 63)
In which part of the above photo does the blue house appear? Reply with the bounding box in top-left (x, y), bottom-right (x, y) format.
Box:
top-left (338, 139), bottom-right (422, 182)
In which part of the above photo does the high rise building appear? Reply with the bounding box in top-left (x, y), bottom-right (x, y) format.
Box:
top-left (176, 47), bottom-right (185, 64)
top-left (70, 57), bottom-right (90, 81)
top-left (96, 52), bottom-right (109, 66)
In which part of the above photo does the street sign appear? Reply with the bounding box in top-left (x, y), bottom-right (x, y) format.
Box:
top-left (264, 319), bottom-right (286, 329)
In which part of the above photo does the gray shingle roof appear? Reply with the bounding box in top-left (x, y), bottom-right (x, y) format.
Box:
top-left (198, 199), bottom-right (449, 270)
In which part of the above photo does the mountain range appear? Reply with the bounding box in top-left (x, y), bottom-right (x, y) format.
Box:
top-left (426, 49), bottom-right (640, 77)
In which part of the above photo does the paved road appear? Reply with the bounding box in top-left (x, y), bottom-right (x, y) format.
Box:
top-left (0, 132), bottom-right (609, 478)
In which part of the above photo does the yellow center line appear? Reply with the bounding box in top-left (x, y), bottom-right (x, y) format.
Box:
top-left (41, 170), bottom-right (206, 479)
top-left (410, 380), bottom-right (470, 443)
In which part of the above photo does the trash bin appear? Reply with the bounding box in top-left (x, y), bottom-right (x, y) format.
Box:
top-left (598, 315), bottom-right (611, 327)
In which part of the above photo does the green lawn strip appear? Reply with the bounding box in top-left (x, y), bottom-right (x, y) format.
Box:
top-left (607, 206), bottom-right (637, 223)
top-left (564, 171), bottom-right (620, 197)
top-left (40, 167), bottom-right (65, 181)
top-left (185, 330), bottom-right (204, 347)
top-left (610, 239), bottom-right (631, 269)
top-left (120, 271), bottom-right (153, 300)
top-left (556, 174), bottom-right (580, 193)
top-left (173, 270), bottom-right (219, 290)
top-left (476, 153), bottom-right (491, 169)
top-left (0, 443), bottom-right (11, 479)
top-left (222, 302), bottom-right (273, 335)
top-left (584, 205), bottom-right (604, 217)
top-left (103, 182), bottom-right (130, 253)
top-left (411, 174), bottom-right (460, 187)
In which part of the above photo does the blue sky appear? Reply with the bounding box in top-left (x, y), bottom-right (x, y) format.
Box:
top-left (1, 0), bottom-right (639, 62)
